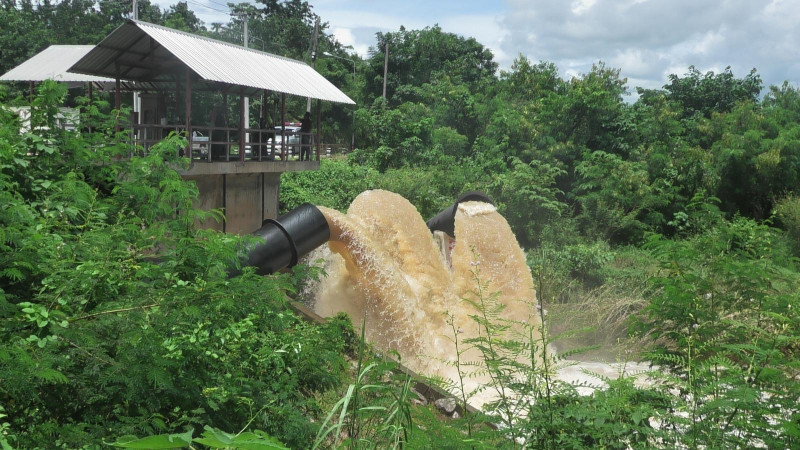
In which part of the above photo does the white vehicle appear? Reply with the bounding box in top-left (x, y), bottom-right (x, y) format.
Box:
top-left (273, 125), bottom-right (302, 156)
top-left (191, 130), bottom-right (209, 157)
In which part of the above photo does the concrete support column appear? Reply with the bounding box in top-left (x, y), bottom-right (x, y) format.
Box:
top-left (280, 93), bottom-right (286, 160)
top-left (262, 173), bottom-right (281, 221)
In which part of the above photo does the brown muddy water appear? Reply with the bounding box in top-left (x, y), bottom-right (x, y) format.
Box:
top-left (304, 190), bottom-right (650, 406)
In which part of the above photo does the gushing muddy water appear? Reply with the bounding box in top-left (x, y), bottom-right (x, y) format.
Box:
top-left (309, 190), bottom-right (540, 405)
top-left (308, 190), bottom-right (646, 406)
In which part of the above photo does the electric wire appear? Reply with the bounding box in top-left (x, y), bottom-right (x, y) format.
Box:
top-left (185, 0), bottom-right (228, 15)
top-left (202, 0), bottom-right (229, 9)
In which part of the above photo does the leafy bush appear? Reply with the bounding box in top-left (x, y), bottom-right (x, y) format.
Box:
top-left (637, 212), bottom-right (800, 448)
top-left (0, 84), bottom-right (349, 448)
top-left (528, 241), bottom-right (613, 296)
top-left (280, 158), bottom-right (379, 213)
top-left (575, 150), bottom-right (668, 243)
top-left (432, 126), bottom-right (468, 157)
top-left (774, 193), bottom-right (800, 255)
top-left (376, 160), bottom-right (487, 220)
top-left (108, 426), bottom-right (289, 449)
top-left (487, 157), bottom-right (567, 247)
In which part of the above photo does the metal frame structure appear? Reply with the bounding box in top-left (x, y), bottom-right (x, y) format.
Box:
top-left (67, 20), bottom-right (354, 163)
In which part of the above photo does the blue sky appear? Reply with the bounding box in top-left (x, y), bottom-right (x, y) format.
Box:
top-left (180, 0), bottom-right (800, 95)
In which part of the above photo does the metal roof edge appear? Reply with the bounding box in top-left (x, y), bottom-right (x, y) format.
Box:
top-left (130, 20), bottom-right (312, 67)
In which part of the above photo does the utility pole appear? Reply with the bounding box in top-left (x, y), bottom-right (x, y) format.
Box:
top-left (243, 14), bottom-right (249, 140)
top-left (132, 0), bottom-right (139, 125)
top-left (382, 42), bottom-right (389, 101)
top-left (308, 16), bottom-right (320, 113)
top-left (233, 11), bottom-right (250, 143)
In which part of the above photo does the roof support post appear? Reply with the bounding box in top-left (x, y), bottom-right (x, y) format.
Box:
top-left (185, 68), bottom-right (192, 159)
top-left (115, 63), bottom-right (121, 132)
top-left (239, 88), bottom-right (246, 162)
top-left (114, 63), bottom-right (121, 110)
top-left (174, 74), bottom-right (181, 121)
top-left (316, 99), bottom-right (321, 161)
top-left (28, 81), bottom-right (35, 131)
top-left (280, 93), bottom-right (286, 161)
top-left (223, 92), bottom-right (229, 158)
top-left (87, 82), bottom-right (94, 134)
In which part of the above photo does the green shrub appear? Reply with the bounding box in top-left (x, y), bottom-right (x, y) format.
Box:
top-left (636, 212), bottom-right (800, 448)
top-left (280, 158), bottom-right (379, 213)
top-left (376, 160), bottom-right (487, 219)
top-left (575, 150), bottom-right (668, 244)
top-left (432, 126), bottom-right (468, 157)
top-left (774, 193), bottom-right (800, 254)
top-left (0, 85), bottom-right (349, 448)
top-left (487, 157), bottom-right (567, 247)
top-left (528, 241), bottom-right (614, 294)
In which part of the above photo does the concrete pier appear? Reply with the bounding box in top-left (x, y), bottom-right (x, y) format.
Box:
top-left (182, 160), bottom-right (319, 234)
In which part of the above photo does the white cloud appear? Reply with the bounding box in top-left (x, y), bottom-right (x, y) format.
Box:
top-left (501, 0), bottom-right (800, 92)
top-left (316, 9), bottom-right (426, 33)
top-left (571, 0), bottom-right (597, 15)
top-left (331, 27), bottom-right (355, 47)
top-left (439, 13), bottom-right (507, 63)
top-left (175, 0), bottom-right (800, 94)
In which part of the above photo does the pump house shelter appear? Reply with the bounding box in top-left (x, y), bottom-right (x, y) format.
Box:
top-left (62, 20), bottom-right (354, 233)
top-left (0, 45), bottom-right (131, 131)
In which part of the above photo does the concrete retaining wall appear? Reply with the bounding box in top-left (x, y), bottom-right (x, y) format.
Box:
top-left (186, 172), bottom-right (282, 235)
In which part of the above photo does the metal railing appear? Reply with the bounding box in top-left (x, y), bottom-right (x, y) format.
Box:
top-left (130, 123), bottom-right (322, 162)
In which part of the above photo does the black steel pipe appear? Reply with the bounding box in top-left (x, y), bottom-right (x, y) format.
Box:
top-left (426, 191), bottom-right (493, 236)
top-left (231, 192), bottom-right (490, 277)
top-left (235, 203), bottom-right (330, 275)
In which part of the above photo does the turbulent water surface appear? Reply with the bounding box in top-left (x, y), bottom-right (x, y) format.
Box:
top-left (308, 190), bottom-right (645, 406)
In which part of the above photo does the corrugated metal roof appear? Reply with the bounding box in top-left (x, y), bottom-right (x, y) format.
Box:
top-left (0, 45), bottom-right (116, 83)
top-left (69, 20), bottom-right (355, 104)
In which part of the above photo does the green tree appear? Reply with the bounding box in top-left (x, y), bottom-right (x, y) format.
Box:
top-left (163, 1), bottom-right (202, 32)
top-left (351, 101), bottom-right (436, 171)
top-left (0, 83), bottom-right (349, 448)
top-left (575, 150), bottom-right (670, 242)
top-left (366, 25), bottom-right (497, 106)
top-left (663, 65), bottom-right (762, 119)
top-left (487, 157), bottom-right (567, 247)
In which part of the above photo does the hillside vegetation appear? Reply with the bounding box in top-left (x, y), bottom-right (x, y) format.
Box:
top-left (2, 1), bottom-right (800, 448)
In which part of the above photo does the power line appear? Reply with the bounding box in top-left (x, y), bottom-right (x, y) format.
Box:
top-left (185, 0), bottom-right (228, 15)
top-left (203, 0), bottom-right (229, 9)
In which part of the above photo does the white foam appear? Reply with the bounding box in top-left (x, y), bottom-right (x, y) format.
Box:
top-left (457, 201), bottom-right (497, 217)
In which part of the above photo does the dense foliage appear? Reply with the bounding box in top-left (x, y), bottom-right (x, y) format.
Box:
top-left (281, 8), bottom-right (800, 448)
top-left (0, 83), bottom-right (353, 448)
top-left (2, 1), bottom-right (800, 448)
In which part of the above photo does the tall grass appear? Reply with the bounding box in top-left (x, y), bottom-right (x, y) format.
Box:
top-left (313, 313), bottom-right (415, 449)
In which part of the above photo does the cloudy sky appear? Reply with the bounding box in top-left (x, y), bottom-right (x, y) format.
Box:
top-left (185, 0), bottom-right (800, 93)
